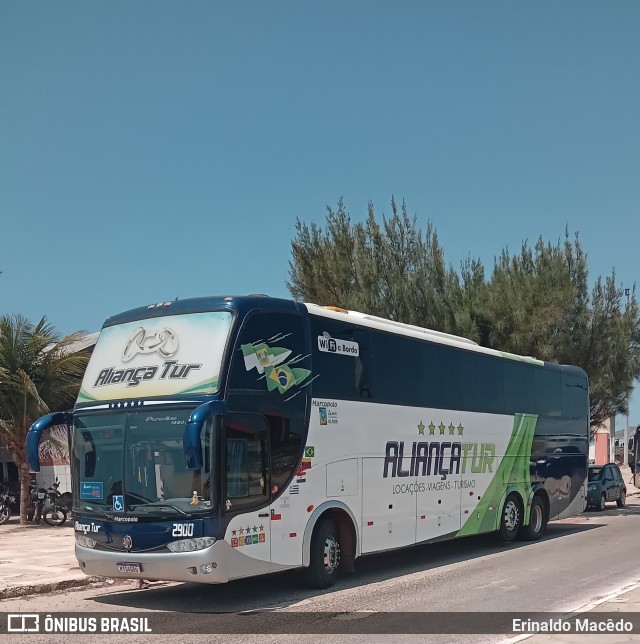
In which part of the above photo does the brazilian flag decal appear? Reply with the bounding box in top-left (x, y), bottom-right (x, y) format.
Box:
top-left (264, 365), bottom-right (312, 394)
top-left (457, 413), bottom-right (538, 536)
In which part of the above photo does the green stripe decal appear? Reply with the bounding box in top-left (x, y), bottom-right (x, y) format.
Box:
top-left (457, 413), bottom-right (538, 536)
top-left (176, 376), bottom-right (219, 395)
top-left (76, 388), bottom-right (98, 403)
top-left (499, 352), bottom-right (544, 366)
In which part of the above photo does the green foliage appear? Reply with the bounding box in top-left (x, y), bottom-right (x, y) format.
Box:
top-left (0, 315), bottom-right (89, 521)
top-left (288, 197), bottom-right (470, 337)
top-left (288, 200), bottom-right (640, 427)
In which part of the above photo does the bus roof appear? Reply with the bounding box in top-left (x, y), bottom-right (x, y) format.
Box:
top-left (101, 294), bottom-right (585, 377)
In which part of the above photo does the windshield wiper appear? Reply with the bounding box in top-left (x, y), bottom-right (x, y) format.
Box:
top-left (130, 502), bottom-right (189, 516)
top-left (82, 504), bottom-right (111, 519)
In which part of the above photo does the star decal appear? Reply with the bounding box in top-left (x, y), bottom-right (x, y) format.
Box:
top-left (252, 525), bottom-right (258, 533)
top-left (259, 524), bottom-right (264, 532)
top-left (439, 423), bottom-right (446, 435)
top-left (239, 527), bottom-right (244, 535)
top-left (232, 530), bottom-right (237, 536)
top-left (429, 422), bottom-right (436, 435)
top-left (418, 421), bottom-right (425, 435)
top-left (448, 423), bottom-right (455, 435)
top-left (457, 423), bottom-right (464, 436)
top-left (246, 526), bottom-right (251, 534)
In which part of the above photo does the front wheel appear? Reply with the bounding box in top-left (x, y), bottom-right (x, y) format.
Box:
top-left (43, 507), bottom-right (67, 526)
top-left (499, 493), bottom-right (522, 542)
top-left (598, 493), bottom-right (606, 511)
top-left (0, 505), bottom-right (11, 525)
top-left (304, 518), bottom-right (341, 589)
top-left (617, 489), bottom-right (626, 508)
top-left (34, 502), bottom-right (43, 525)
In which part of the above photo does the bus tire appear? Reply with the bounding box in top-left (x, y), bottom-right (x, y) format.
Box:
top-left (499, 493), bottom-right (522, 542)
top-left (518, 495), bottom-right (547, 541)
top-left (304, 518), bottom-right (341, 589)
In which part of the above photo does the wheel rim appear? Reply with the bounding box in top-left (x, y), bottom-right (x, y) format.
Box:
top-left (621, 491), bottom-right (626, 504)
top-left (322, 534), bottom-right (340, 574)
top-left (504, 499), bottom-right (520, 532)
top-left (600, 495), bottom-right (606, 510)
top-left (530, 504), bottom-right (543, 533)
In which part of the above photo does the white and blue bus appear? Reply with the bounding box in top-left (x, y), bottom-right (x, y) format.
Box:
top-left (27, 295), bottom-right (589, 588)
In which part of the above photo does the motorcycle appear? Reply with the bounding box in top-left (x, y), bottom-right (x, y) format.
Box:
top-left (43, 479), bottom-right (69, 526)
top-left (27, 485), bottom-right (47, 524)
top-left (0, 485), bottom-right (16, 525)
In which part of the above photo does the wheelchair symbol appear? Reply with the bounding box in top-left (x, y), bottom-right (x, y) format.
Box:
top-left (113, 495), bottom-right (124, 512)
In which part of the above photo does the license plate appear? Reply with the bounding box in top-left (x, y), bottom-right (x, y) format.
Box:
top-left (38, 492), bottom-right (46, 499)
top-left (116, 563), bottom-right (141, 574)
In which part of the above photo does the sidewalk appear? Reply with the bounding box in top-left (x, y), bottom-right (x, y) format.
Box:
top-left (0, 519), bottom-right (129, 599)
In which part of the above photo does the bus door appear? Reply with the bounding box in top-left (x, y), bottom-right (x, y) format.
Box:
top-left (223, 414), bottom-right (271, 575)
top-left (226, 310), bottom-right (310, 570)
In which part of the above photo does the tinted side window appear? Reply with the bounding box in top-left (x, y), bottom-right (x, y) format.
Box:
top-left (370, 331), bottom-right (425, 406)
top-left (534, 369), bottom-right (562, 417)
top-left (224, 414), bottom-right (269, 512)
top-left (228, 312), bottom-right (309, 394)
top-left (423, 343), bottom-right (460, 410)
top-left (310, 318), bottom-right (372, 401)
top-left (458, 351), bottom-right (505, 414)
top-left (562, 373), bottom-right (589, 419)
top-left (503, 361), bottom-right (535, 415)
top-left (267, 415), bottom-right (302, 496)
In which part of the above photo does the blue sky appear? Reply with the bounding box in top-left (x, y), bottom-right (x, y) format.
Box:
top-left (1, 2), bottom-right (639, 427)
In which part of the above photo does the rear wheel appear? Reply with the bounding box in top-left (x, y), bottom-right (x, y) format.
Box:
top-left (617, 489), bottom-right (626, 508)
top-left (499, 493), bottom-right (522, 542)
top-left (518, 496), bottom-right (547, 541)
top-left (598, 493), bottom-right (606, 511)
top-left (0, 506), bottom-right (10, 525)
top-left (304, 519), bottom-right (341, 589)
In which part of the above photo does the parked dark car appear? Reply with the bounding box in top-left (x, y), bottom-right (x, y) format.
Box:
top-left (587, 463), bottom-right (626, 510)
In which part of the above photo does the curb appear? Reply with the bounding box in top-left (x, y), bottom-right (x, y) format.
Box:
top-left (0, 576), bottom-right (132, 600)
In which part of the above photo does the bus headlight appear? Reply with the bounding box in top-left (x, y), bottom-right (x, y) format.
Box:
top-left (75, 534), bottom-right (97, 548)
top-left (167, 537), bottom-right (216, 552)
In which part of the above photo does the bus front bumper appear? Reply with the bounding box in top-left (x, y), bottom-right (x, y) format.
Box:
top-left (75, 541), bottom-right (237, 584)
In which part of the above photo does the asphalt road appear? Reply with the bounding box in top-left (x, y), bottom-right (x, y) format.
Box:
top-left (3, 499), bottom-right (640, 644)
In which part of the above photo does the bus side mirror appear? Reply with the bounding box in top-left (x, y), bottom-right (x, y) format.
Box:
top-left (27, 412), bottom-right (72, 473)
top-left (183, 401), bottom-right (226, 470)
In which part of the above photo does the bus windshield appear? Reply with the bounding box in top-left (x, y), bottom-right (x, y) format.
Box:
top-left (73, 409), bottom-right (214, 517)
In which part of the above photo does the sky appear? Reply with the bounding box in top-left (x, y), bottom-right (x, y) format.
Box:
top-left (1, 2), bottom-right (639, 427)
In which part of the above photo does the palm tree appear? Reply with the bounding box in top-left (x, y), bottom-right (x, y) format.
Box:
top-left (0, 315), bottom-right (88, 524)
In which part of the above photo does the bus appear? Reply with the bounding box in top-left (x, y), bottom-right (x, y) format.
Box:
top-left (27, 295), bottom-right (589, 589)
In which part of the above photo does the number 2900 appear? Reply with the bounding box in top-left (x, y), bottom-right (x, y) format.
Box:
top-left (172, 523), bottom-right (194, 537)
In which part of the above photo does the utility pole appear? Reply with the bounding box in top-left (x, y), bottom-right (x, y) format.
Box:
top-left (624, 288), bottom-right (631, 467)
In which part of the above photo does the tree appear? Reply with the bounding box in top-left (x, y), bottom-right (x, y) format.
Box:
top-left (288, 200), bottom-right (640, 428)
top-left (480, 232), bottom-right (640, 427)
top-left (288, 197), bottom-right (468, 337)
top-left (0, 315), bottom-right (88, 523)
